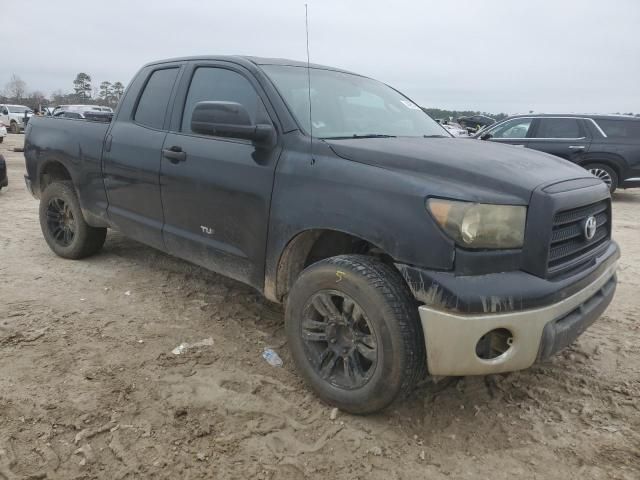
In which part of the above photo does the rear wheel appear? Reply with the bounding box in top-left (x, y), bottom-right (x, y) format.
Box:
top-left (285, 255), bottom-right (426, 414)
top-left (9, 121), bottom-right (19, 134)
top-left (585, 163), bottom-right (618, 193)
top-left (39, 181), bottom-right (107, 259)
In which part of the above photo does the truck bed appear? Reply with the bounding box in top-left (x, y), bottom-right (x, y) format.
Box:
top-left (24, 116), bottom-right (111, 226)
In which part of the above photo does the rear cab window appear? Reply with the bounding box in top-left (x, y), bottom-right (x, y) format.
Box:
top-left (134, 68), bottom-right (180, 129)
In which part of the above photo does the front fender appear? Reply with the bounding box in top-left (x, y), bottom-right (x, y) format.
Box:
top-left (264, 139), bottom-right (455, 299)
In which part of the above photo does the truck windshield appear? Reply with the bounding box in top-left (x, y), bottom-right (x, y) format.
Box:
top-left (262, 65), bottom-right (449, 139)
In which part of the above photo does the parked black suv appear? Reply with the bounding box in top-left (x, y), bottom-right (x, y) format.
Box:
top-left (457, 114), bottom-right (496, 132)
top-left (0, 154), bottom-right (7, 191)
top-left (477, 114), bottom-right (640, 193)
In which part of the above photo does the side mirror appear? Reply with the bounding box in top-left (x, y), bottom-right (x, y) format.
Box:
top-left (191, 101), bottom-right (273, 145)
top-left (480, 132), bottom-right (493, 141)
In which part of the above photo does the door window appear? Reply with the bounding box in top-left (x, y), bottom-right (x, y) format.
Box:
top-left (181, 67), bottom-right (269, 134)
top-left (490, 118), bottom-right (532, 139)
top-left (534, 118), bottom-right (582, 139)
top-left (134, 68), bottom-right (180, 130)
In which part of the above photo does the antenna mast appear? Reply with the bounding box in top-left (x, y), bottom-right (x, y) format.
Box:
top-left (305, 4), bottom-right (314, 164)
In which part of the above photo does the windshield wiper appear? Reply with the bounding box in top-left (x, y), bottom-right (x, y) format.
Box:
top-left (323, 134), bottom-right (397, 140)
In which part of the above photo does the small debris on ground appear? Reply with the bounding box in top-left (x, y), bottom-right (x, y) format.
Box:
top-left (330, 408), bottom-right (338, 421)
top-left (172, 338), bottom-right (214, 355)
top-left (368, 446), bottom-right (383, 456)
top-left (262, 348), bottom-right (283, 367)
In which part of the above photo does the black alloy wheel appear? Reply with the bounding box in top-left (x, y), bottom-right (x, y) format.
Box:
top-left (46, 197), bottom-right (77, 247)
top-left (301, 290), bottom-right (378, 389)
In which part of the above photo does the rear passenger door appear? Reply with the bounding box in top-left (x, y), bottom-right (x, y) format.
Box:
top-left (160, 62), bottom-right (281, 289)
top-left (526, 118), bottom-right (591, 164)
top-left (102, 64), bottom-right (182, 250)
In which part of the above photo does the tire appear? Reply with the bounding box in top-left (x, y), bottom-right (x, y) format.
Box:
top-left (9, 122), bottom-right (19, 134)
top-left (585, 163), bottom-right (618, 193)
top-left (0, 136), bottom-right (4, 143)
top-left (285, 254), bottom-right (426, 414)
top-left (39, 181), bottom-right (107, 259)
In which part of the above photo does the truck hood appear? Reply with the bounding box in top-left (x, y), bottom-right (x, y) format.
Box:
top-left (325, 137), bottom-right (590, 202)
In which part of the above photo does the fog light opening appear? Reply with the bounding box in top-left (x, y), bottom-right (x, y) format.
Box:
top-left (476, 328), bottom-right (513, 360)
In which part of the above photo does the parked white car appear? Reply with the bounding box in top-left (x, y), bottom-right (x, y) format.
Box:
top-left (0, 122), bottom-right (7, 143)
top-left (442, 121), bottom-right (470, 137)
top-left (0, 104), bottom-right (33, 133)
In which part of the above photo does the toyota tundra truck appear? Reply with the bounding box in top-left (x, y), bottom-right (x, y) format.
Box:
top-left (24, 56), bottom-right (619, 414)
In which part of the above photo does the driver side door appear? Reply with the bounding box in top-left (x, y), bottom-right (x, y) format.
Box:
top-left (160, 62), bottom-right (281, 290)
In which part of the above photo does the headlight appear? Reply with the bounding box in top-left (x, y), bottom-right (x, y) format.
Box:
top-left (427, 199), bottom-right (526, 249)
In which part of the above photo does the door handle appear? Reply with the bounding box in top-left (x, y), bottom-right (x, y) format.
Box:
top-left (162, 146), bottom-right (186, 163)
top-left (568, 145), bottom-right (585, 150)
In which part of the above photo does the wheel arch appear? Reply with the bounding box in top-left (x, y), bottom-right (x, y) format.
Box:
top-left (38, 159), bottom-right (73, 194)
top-left (578, 153), bottom-right (625, 179)
top-left (267, 228), bottom-right (400, 303)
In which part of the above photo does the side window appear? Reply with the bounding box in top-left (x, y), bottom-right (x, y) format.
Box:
top-left (181, 67), bottom-right (269, 134)
top-left (490, 118), bottom-right (532, 139)
top-left (535, 118), bottom-right (582, 139)
top-left (595, 119), bottom-right (640, 139)
top-left (134, 68), bottom-right (180, 130)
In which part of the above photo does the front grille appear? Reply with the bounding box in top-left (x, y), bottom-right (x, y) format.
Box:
top-left (548, 200), bottom-right (610, 275)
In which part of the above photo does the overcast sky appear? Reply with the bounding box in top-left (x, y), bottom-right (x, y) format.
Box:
top-left (3, 0), bottom-right (639, 114)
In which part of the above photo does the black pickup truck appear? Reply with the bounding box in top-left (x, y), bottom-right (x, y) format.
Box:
top-left (24, 56), bottom-right (619, 414)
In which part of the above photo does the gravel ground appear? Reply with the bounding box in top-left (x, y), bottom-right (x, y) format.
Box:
top-left (0, 133), bottom-right (638, 479)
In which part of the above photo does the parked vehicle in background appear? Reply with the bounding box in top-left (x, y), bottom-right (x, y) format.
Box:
top-left (52, 105), bottom-right (114, 122)
top-left (0, 122), bottom-right (7, 143)
top-left (477, 114), bottom-right (640, 193)
top-left (53, 105), bottom-right (113, 117)
top-left (440, 121), bottom-right (469, 137)
top-left (0, 104), bottom-right (34, 133)
top-left (0, 153), bottom-right (7, 190)
top-left (24, 55), bottom-right (619, 414)
top-left (457, 114), bottom-right (495, 133)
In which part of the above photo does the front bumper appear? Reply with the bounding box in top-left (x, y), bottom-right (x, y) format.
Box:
top-left (418, 260), bottom-right (617, 375)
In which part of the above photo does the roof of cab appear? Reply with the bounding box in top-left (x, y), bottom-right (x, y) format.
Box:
top-left (143, 55), bottom-right (357, 75)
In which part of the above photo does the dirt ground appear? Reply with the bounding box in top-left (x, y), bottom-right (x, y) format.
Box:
top-left (0, 133), bottom-right (638, 480)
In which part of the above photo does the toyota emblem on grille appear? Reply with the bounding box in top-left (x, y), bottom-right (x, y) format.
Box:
top-left (583, 216), bottom-right (597, 241)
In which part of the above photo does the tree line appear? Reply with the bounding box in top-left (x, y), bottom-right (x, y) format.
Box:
top-left (2, 73), bottom-right (638, 119)
top-left (1, 73), bottom-right (126, 111)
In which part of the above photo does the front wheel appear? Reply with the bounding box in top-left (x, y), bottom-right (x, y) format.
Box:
top-left (285, 255), bottom-right (426, 414)
top-left (39, 181), bottom-right (107, 259)
top-left (585, 163), bottom-right (618, 193)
